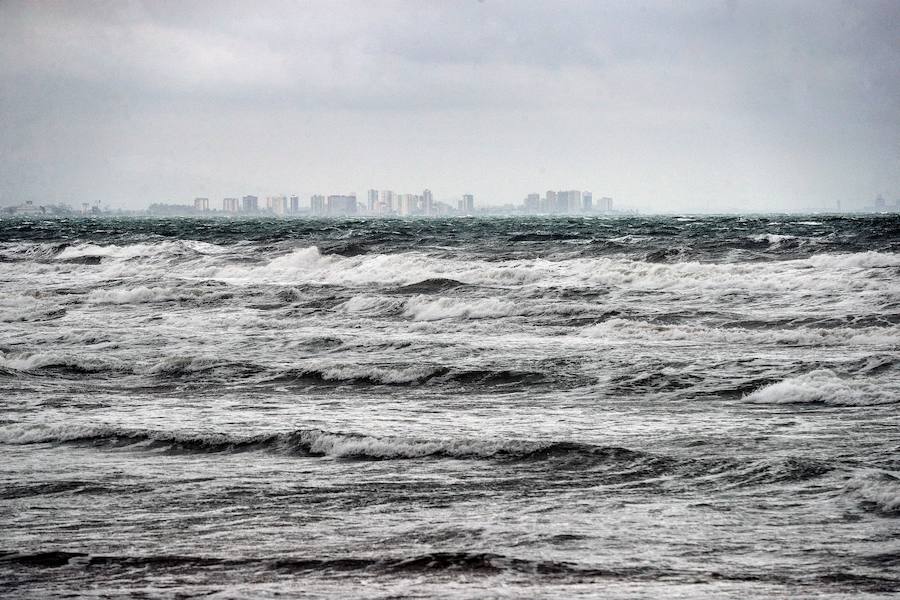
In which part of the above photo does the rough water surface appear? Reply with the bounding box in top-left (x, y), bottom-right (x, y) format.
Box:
top-left (1, 215), bottom-right (898, 599)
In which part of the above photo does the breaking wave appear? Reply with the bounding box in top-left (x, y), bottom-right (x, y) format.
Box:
top-left (0, 351), bottom-right (119, 375)
top-left (86, 286), bottom-right (180, 304)
top-left (210, 246), bottom-right (900, 297)
top-left (847, 472), bottom-right (900, 516)
top-left (402, 296), bottom-right (520, 321)
top-left (580, 319), bottom-right (900, 348)
top-left (743, 369), bottom-right (897, 406)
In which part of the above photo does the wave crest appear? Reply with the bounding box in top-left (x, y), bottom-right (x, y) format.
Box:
top-left (743, 369), bottom-right (896, 406)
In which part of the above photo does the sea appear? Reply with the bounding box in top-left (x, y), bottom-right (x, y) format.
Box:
top-left (0, 214), bottom-right (898, 599)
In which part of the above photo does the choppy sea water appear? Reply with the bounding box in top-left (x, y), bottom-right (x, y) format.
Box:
top-left (0, 215), bottom-right (898, 599)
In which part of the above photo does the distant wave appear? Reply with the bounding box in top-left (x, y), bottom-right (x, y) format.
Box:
top-left (4, 239), bottom-right (898, 302)
top-left (0, 350), bottom-right (559, 388)
top-left (0, 549), bottom-right (676, 579)
top-left (580, 319), bottom-right (900, 348)
top-left (206, 246), bottom-right (900, 295)
top-left (265, 364), bottom-right (554, 387)
top-left (3, 549), bottom-right (898, 591)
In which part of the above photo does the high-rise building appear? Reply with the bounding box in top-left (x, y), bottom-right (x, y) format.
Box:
top-left (597, 197), bottom-right (613, 212)
top-left (241, 195), bottom-right (259, 212)
top-left (524, 193), bottom-right (540, 212)
top-left (268, 195), bottom-right (288, 215)
top-left (380, 190), bottom-right (394, 213)
top-left (367, 190), bottom-right (379, 213)
top-left (459, 194), bottom-right (475, 213)
top-left (422, 189), bottom-right (434, 215)
top-left (562, 190), bottom-right (582, 213)
top-left (289, 195), bottom-right (300, 213)
top-left (582, 191), bottom-right (592, 211)
top-left (193, 197), bottom-right (209, 212)
top-left (327, 195), bottom-right (357, 215)
top-left (397, 194), bottom-right (416, 216)
top-left (545, 191), bottom-right (557, 213)
top-left (310, 195), bottom-right (326, 215)
top-left (222, 197), bottom-right (239, 213)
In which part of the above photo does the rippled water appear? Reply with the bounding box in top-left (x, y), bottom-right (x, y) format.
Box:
top-left (1, 215), bottom-right (899, 598)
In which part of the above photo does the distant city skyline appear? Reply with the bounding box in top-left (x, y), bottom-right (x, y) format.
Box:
top-left (6, 185), bottom-right (900, 217)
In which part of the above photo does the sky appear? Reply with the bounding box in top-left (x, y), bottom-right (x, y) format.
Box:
top-left (1, 0), bottom-right (898, 212)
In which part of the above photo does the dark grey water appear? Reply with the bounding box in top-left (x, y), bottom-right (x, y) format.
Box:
top-left (1, 215), bottom-right (898, 598)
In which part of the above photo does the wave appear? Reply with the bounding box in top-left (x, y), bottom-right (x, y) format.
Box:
top-left (54, 240), bottom-right (229, 262)
top-left (86, 285), bottom-right (180, 304)
top-left (806, 251), bottom-right (900, 269)
top-left (393, 278), bottom-right (467, 294)
top-left (0, 424), bottom-right (653, 466)
top-left (0, 352), bottom-right (259, 380)
top-left (0, 549), bottom-right (649, 578)
top-left (743, 369), bottom-right (897, 406)
top-left (0, 424), bottom-right (845, 493)
top-left (0, 306), bottom-right (67, 323)
top-left (275, 365), bottom-right (446, 385)
top-left (0, 351), bottom-right (120, 375)
top-left (208, 246), bottom-right (900, 296)
top-left (402, 296), bottom-right (520, 321)
top-left (0, 351), bottom-right (555, 388)
top-left (580, 318), bottom-right (900, 348)
top-left (142, 356), bottom-right (258, 379)
top-left (748, 233), bottom-right (798, 246)
top-left (847, 472), bottom-right (900, 516)
top-left (266, 364), bottom-right (552, 387)
top-left (5, 549), bottom-right (898, 591)
top-left (338, 292), bottom-right (529, 321)
top-left (6, 240), bottom-right (898, 307)
top-left (336, 295), bottom-right (405, 316)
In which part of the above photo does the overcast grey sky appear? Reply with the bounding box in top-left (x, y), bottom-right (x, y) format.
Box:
top-left (1, 0), bottom-right (897, 212)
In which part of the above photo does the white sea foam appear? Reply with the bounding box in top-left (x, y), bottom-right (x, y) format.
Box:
top-left (743, 369), bottom-right (894, 406)
top-left (403, 296), bottom-right (519, 321)
top-left (316, 365), bottom-right (438, 384)
top-left (0, 422), bottom-right (108, 444)
top-left (0, 351), bottom-right (115, 373)
top-left (337, 295), bottom-right (403, 315)
top-left (145, 356), bottom-right (210, 375)
top-left (56, 240), bottom-right (228, 261)
top-left (216, 247), bottom-right (899, 302)
top-left (845, 472), bottom-right (900, 514)
top-left (806, 251), bottom-right (900, 269)
top-left (56, 243), bottom-right (159, 261)
top-left (749, 233), bottom-right (797, 245)
top-left (580, 319), bottom-right (900, 348)
top-left (12, 242), bottom-right (897, 308)
top-left (86, 286), bottom-right (179, 304)
top-left (301, 429), bottom-right (508, 459)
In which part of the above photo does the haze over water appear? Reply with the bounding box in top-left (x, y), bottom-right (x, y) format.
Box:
top-left (1, 215), bottom-right (899, 598)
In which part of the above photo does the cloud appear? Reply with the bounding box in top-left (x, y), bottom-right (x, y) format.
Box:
top-left (0, 0), bottom-right (898, 210)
